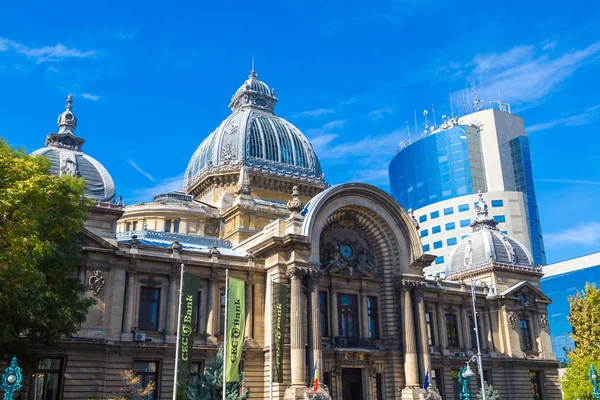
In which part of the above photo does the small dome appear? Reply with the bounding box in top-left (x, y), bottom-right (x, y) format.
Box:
top-left (446, 193), bottom-right (534, 277)
top-left (32, 95), bottom-right (117, 203)
top-left (184, 69), bottom-right (325, 192)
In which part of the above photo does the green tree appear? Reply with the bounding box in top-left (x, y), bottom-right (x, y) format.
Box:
top-left (88, 370), bottom-right (156, 400)
top-left (0, 139), bottom-right (94, 361)
top-left (187, 347), bottom-right (250, 400)
top-left (561, 283), bottom-right (600, 400)
top-left (477, 382), bottom-right (501, 400)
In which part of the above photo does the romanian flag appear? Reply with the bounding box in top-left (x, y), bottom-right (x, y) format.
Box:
top-left (312, 363), bottom-right (318, 391)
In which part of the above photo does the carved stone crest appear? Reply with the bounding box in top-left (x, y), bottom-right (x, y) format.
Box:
top-left (88, 270), bottom-right (105, 295)
top-left (502, 235), bottom-right (517, 263)
top-left (220, 141), bottom-right (237, 163)
top-left (464, 239), bottom-right (473, 267)
top-left (508, 311), bottom-right (517, 330)
top-left (60, 158), bottom-right (78, 176)
top-left (540, 314), bottom-right (549, 332)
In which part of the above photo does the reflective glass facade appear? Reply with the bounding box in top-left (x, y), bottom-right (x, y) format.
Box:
top-left (389, 126), bottom-right (486, 211)
top-left (510, 136), bottom-right (546, 265)
top-left (541, 264), bottom-right (600, 362)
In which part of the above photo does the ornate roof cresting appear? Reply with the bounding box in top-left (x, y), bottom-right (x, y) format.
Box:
top-left (408, 208), bottom-right (419, 230)
top-left (287, 185), bottom-right (304, 213)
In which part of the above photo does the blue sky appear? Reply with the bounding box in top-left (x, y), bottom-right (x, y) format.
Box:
top-left (1, 0), bottom-right (599, 264)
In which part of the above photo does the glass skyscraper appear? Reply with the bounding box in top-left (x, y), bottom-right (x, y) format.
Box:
top-left (389, 108), bottom-right (546, 273)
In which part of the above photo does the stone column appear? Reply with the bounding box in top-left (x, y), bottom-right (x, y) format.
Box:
top-left (400, 280), bottom-right (419, 387)
top-left (361, 291), bottom-right (369, 338)
top-left (414, 284), bottom-right (430, 384)
top-left (123, 272), bottom-right (135, 333)
top-left (308, 271), bottom-right (323, 379)
top-left (166, 274), bottom-right (178, 335)
top-left (245, 282), bottom-right (253, 339)
top-left (461, 304), bottom-right (472, 351)
top-left (482, 307), bottom-right (492, 352)
top-left (436, 301), bottom-right (448, 352)
top-left (206, 279), bottom-right (218, 336)
top-left (330, 286), bottom-right (339, 338)
top-left (456, 305), bottom-right (465, 349)
top-left (287, 267), bottom-right (307, 387)
top-left (532, 311), bottom-right (541, 353)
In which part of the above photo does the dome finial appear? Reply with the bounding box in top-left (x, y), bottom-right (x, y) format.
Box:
top-left (470, 191), bottom-right (498, 231)
top-left (57, 94), bottom-right (78, 135)
top-left (66, 94), bottom-right (73, 111)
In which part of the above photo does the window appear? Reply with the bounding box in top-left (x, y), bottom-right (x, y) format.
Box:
top-left (520, 319), bottom-right (533, 351)
top-left (444, 207), bottom-right (454, 215)
top-left (445, 222), bottom-right (456, 231)
top-left (319, 292), bottom-right (328, 337)
top-left (421, 229), bottom-right (429, 238)
top-left (126, 222), bottom-right (131, 231)
top-left (423, 244), bottom-right (430, 252)
top-left (425, 312), bottom-right (434, 345)
top-left (447, 237), bottom-right (457, 246)
top-left (174, 220), bottom-right (180, 233)
top-left (432, 225), bottom-right (441, 234)
top-left (339, 294), bottom-right (358, 337)
top-left (220, 289), bottom-right (226, 333)
top-left (367, 296), bottom-right (379, 339)
top-left (460, 219), bottom-right (471, 227)
top-left (491, 199), bottom-right (504, 207)
top-left (324, 372), bottom-right (332, 393)
top-left (493, 215), bottom-right (506, 223)
top-left (30, 358), bottom-right (63, 400)
top-left (458, 204), bottom-right (469, 212)
top-left (432, 369), bottom-right (443, 395)
top-left (139, 287), bottom-right (160, 331)
top-left (376, 373), bottom-right (384, 400)
top-left (187, 361), bottom-right (204, 388)
top-left (164, 219), bottom-right (171, 232)
top-left (530, 371), bottom-right (543, 400)
top-left (433, 241), bottom-right (443, 249)
top-left (446, 314), bottom-right (459, 347)
top-left (194, 291), bottom-right (203, 333)
top-left (452, 370), bottom-right (461, 400)
top-left (431, 211), bottom-right (440, 219)
top-left (132, 221), bottom-right (138, 231)
top-left (435, 256), bottom-right (444, 265)
top-left (419, 215), bottom-right (427, 223)
top-left (133, 361), bottom-right (158, 399)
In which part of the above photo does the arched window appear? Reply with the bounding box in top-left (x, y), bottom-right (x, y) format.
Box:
top-left (248, 119), bottom-right (263, 158)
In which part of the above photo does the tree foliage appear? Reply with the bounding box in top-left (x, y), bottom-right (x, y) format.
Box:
top-left (561, 283), bottom-right (600, 400)
top-left (0, 139), bottom-right (94, 361)
top-left (89, 370), bottom-right (155, 400)
top-left (187, 347), bottom-right (250, 400)
top-left (477, 382), bottom-right (501, 400)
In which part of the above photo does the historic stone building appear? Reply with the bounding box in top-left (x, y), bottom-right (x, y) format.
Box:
top-left (15, 69), bottom-right (560, 400)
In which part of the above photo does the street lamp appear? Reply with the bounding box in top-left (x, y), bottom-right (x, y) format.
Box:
top-left (589, 364), bottom-right (600, 399)
top-left (1, 356), bottom-right (22, 400)
top-left (468, 275), bottom-right (497, 400)
top-left (458, 365), bottom-right (472, 400)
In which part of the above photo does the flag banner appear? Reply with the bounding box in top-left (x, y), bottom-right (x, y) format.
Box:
top-left (312, 363), bottom-right (318, 391)
top-left (176, 272), bottom-right (201, 385)
top-left (272, 282), bottom-right (288, 383)
top-left (225, 277), bottom-right (245, 382)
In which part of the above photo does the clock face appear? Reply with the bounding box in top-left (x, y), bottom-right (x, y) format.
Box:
top-left (65, 113), bottom-right (73, 120)
top-left (340, 244), bottom-right (354, 260)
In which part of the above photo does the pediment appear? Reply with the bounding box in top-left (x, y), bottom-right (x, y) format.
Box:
top-left (82, 228), bottom-right (119, 251)
top-left (500, 281), bottom-right (551, 304)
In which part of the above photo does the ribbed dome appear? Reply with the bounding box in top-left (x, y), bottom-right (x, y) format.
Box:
top-left (183, 69), bottom-right (325, 192)
top-left (446, 193), bottom-right (534, 277)
top-left (32, 95), bottom-right (117, 203)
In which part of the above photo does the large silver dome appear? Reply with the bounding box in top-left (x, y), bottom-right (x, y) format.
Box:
top-left (183, 69), bottom-right (324, 192)
top-left (32, 95), bottom-right (116, 203)
top-left (446, 193), bottom-right (534, 277)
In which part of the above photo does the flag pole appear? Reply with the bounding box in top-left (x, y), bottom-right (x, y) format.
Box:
top-left (173, 263), bottom-right (185, 400)
top-left (269, 277), bottom-right (273, 400)
top-left (222, 269), bottom-right (229, 400)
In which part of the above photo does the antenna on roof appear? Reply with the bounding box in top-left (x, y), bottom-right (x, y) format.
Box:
top-left (472, 81), bottom-right (483, 111)
top-left (450, 93), bottom-right (454, 118)
top-left (406, 120), bottom-right (411, 144)
top-left (465, 82), bottom-right (470, 114)
top-left (432, 104), bottom-right (437, 128)
top-left (423, 109), bottom-right (429, 133)
top-left (251, 54), bottom-right (255, 72)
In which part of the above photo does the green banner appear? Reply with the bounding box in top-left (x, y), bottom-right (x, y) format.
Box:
top-left (225, 277), bottom-right (246, 382)
top-left (176, 272), bottom-right (201, 385)
top-left (272, 282), bottom-right (288, 383)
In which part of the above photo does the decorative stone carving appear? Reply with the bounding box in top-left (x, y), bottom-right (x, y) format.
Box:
top-left (220, 141), bottom-right (237, 163)
top-left (394, 279), bottom-right (417, 291)
top-left (502, 235), bottom-right (517, 263)
top-left (287, 185), bottom-right (304, 213)
top-left (285, 266), bottom-right (311, 279)
top-left (423, 387), bottom-right (443, 400)
top-left (464, 239), bottom-right (473, 267)
top-left (88, 270), bottom-right (105, 295)
top-left (60, 158), bottom-right (78, 176)
top-left (209, 245), bottom-right (220, 256)
top-left (407, 208), bottom-right (419, 230)
top-left (169, 240), bottom-right (182, 254)
top-left (508, 311), bottom-right (517, 330)
top-left (235, 166), bottom-right (252, 196)
top-left (139, 276), bottom-right (163, 287)
top-left (540, 314), bottom-right (549, 332)
top-left (128, 235), bottom-right (140, 249)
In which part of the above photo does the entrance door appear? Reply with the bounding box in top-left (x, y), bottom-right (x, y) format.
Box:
top-left (341, 368), bottom-right (363, 400)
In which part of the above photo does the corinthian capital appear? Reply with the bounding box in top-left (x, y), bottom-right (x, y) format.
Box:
top-left (285, 266), bottom-right (310, 279)
top-left (395, 279), bottom-right (416, 291)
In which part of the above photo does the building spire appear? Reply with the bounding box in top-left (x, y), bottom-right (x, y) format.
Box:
top-left (46, 94), bottom-right (84, 151)
top-left (57, 94), bottom-right (78, 134)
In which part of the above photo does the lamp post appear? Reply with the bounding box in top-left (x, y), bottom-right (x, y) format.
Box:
top-left (468, 275), bottom-right (498, 400)
top-left (458, 365), bottom-right (472, 400)
top-left (1, 356), bottom-right (23, 400)
top-left (590, 364), bottom-right (600, 399)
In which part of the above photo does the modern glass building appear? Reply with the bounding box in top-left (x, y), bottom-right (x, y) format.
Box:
top-left (541, 252), bottom-right (600, 363)
top-left (389, 108), bottom-right (546, 274)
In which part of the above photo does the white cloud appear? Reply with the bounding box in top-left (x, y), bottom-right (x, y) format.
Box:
top-left (351, 168), bottom-right (390, 185)
top-left (318, 129), bottom-right (403, 161)
top-left (369, 107), bottom-right (394, 119)
top-left (309, 133), bottom-right (339, 155)
top-left (467, 41), bottom-right (600, 106)
top-left (545, 222), bottom-right (600, 248)
top-left (129, 174), bottom-right (184, 204)
top-left (527, 104), bottom-right (600, 133)
top-left (80, 93), bottom-right (101, 101)
top-left (322, 119), bottom-right (347, 130)
top-left (125, 158), bottom-right (155, 182)
top-left (0, 37), bottom-right (97, 63)
top-left (112, 29), bottom-right (139, 40)
top-left (294, 108), bottom-right (335, 118)
top-left (535, 178), bottom-right (600, 186)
